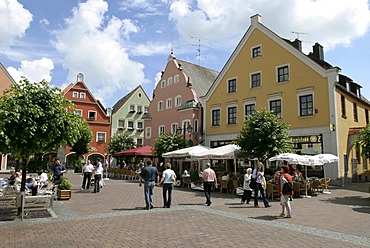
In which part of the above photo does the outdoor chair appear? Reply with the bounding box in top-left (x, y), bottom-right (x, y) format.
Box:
top-left (311, 179), bottom-right (323, 193)
top-left (293, 182), bottom-right (305, 198)
top-left (266, 183), bottom-right (278, 200)
top-left (231, 180), bottom-right (239, 194)
top-left (320, 178), bottom-right (331, 191)
top-left (182, 177), bottom-right (191, 188)
top-left (220, 180), bottom-right (228, 193)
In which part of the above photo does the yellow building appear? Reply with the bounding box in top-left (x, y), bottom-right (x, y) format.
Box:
top-left (201, 14), bottom-right (370, 183)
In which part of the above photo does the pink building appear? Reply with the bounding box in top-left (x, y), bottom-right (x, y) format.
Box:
top-left (144, 53), bottom-right (218, 147)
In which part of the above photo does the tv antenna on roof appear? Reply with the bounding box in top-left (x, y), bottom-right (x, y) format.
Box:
top-left (190, 36), bottom-right (202, 65)
top-left (291, 31), bottom-right (309, 40)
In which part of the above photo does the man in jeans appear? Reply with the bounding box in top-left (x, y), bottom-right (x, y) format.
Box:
top-left (93, 158), bottom-right (103, 193)
top-left (139, 160), bottom-right (159, 210)
top-left (202, 163), bottom-right (218, 206)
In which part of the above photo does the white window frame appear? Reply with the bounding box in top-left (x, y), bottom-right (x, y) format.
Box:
top-left (161, 80), bottom-right (166, 88)
top-left (72, 91), bottom-right (78, 98)
top-left (137, 105), bottom-right (143, 113)
top-left (137, 121), bottom-right (143, 130)
top-left (181, 120), bottom-right (191, 132)
top-left (276, 63), bottom-right (290, 83)
top-left (175, 95), bottom-right (182, 107)
top-left (243, 98), bottom-right (256, 118)
top-left (268, 93), bottom-right (283, 119)
top-left (159, 125), bottom-right (165, 136)
top-left (167, 77), bottom-right (173, 86)
top-left (174, 74), bottom-right (180, 83)
top-left (96, 132), bottom-right (106, 143)
top-left (251, 45), bottom-right (262, 58)
top-left (128, 120), bottom-right (134, 129)
top-left (144, 106), bottom-right (149, 113)
top-left (80, 92), bottom-right (86, 99)
top-left (297, 87), bottom-right (314, 117)
top-left (88, 111), bottom-right (97, 120)
top-left (136, 138), bottom-right (143, 146)
top-left (250, 71), bottom-right (262, 89)
top-left (158, 101), bottom-right (164, 111)
top-left (75, 109), bottom-right (82, 116)
top-left (117, 119), bottom-right (125, 128)
top-left (145, 127), bottom-right (151, 139)
top-left (129, 104), bottom-right (135, 112)
top-left (166, 98), bottom-right (172, 109)
top-left (171, 123), bottom-right (178, 135)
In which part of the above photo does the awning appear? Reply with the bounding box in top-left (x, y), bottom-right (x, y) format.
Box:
top-left (113, 146), bottom-right (153, 157)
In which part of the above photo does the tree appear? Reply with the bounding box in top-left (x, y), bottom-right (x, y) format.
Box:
top-left (353, 124), bottom-right (370, 158)
top-left (152, 133), bottom-right (187, 158)
top-left (235, 109), bottom-right (293, 162)
top-left (0, 78), bottom-right (84, 216)
top-left (107, 132), bottom-right (135, 154)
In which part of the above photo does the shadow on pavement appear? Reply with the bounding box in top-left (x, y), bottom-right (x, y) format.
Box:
top-left (112, 207), bottom-right (147, 211)
top-left (321, 196), bottom-right (370, 207)
top-left (250, 215), bottom-right (279, 221)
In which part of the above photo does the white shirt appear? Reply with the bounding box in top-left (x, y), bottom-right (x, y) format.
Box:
top-left (252, 169), bottom-right (264, 183)
top-left (83, 163), bottom-right (94, 173)
top-left (95, 162), bottom-right (103, 175)
top-left (243, 173), bottom-right (252, 190)
top-left (162, 169), bottom-right (176, 184)
top-left (39, 172), bottom-right (48, 183)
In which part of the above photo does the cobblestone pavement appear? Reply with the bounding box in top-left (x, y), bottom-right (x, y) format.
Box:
top-left (0, 173), bottom-right (369, 248)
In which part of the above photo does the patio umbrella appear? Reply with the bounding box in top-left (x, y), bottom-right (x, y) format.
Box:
top-left (299, 155), bottom-right (324, 197)
top-left (313, 154), bottom-right (339, 193)
top-left (268, 153), bottom-right (305, 164)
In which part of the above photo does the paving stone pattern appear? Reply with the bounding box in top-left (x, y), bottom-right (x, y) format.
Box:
top-left (0, 173), bottom-right (369, 248)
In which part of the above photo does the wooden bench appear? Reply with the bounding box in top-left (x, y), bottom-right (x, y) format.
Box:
top-left (16, 194), bottom-right (53, 208)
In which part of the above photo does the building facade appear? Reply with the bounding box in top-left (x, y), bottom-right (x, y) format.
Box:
top-left (201, 14), bottom-right (370, 182)
top-left (144, 53), bottom-right (218, 147)
top-left (62, 73), bottom-right (111, 165)
top-left (111, 85), bottom-right (150, 147)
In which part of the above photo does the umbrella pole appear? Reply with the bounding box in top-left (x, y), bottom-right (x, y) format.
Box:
top-left (303, 165), bottom-right (311, 198)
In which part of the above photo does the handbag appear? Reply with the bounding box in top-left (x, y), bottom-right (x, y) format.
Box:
top-left (249, 178), bottom-right (256, 189)
top-left (282, 182), bottom-right (293, 193)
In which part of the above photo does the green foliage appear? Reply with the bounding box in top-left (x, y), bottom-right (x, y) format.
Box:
top-left (58, 177), bottom-right (73, 190)
top-left (153, 133), bottom-right (187, 158)
top-left (108, 132), bottom-right (135, 154)
top-left (27, 159), bottom-right (47, 173)
top-left (235, 109), bottom-right (293, 162)
top-left (0, 78), bottom-right (81, 160)
top-left (353, 123), bottom-right (370, 158)
top-left (70, 116), bottom-right (93, 159)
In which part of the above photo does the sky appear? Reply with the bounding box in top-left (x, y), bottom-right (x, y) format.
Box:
top-left (1, 0), bottom-right (370, 109)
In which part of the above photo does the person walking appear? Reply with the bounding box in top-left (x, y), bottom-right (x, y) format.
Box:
top-left (157, 163), bottom-right (176, 208)
top-left (139, 160), bottom-right (159, 210)
top-left (278, 165), bottom-right (293, 218)
top-left (202, 163), bottom-right (218, 206)
top-left (252, 162), bottom-right (271, 208)
top-left (52, 158), bottom-right (66, 186)
top-left (93, 158), bottom-right (103, 193)
top-left (241, 168), bottom-right (253, 204)
top-left (81, 160), bottom-right (94, 190)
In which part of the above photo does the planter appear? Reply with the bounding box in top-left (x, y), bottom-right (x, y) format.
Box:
top-left (57, 189), bottom-right (72, 200)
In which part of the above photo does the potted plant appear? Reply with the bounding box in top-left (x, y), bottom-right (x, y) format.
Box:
top-left (57, 177), bottom-right (73, 200)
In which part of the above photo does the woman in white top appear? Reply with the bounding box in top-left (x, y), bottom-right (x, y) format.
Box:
top-left (157, 163), bottom-right (176, 208)
top-left (81, 160), bottom-right (94, 190)
top-left (241, 168), bottom-right (253, 204)
top-left (252, 162), bottom-right (271, 208)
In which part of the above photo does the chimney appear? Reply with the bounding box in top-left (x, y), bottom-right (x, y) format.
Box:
top-left (77, 73), bottom-right (84, 82)
top-left (292, 39), bottom-right (302, 52)
top-left (312, 43), bottom-right (324, 60)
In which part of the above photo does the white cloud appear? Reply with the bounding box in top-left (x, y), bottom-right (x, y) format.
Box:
top-left (7, 57), bottom-right (54, 83)
top-left (0, 0), bottom-right (33, 52)
top-left (169, 0), bottom-right (370, 53)
top-left (52, 0), bottom-right (147, 106)
top-left (40, 18), bottom-right (49, 26)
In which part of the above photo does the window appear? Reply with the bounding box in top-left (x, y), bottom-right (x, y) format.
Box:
top-left (166, 98), bottom-right (172, 109)
top-left (212, 109), bottom-right (220, 126)
top-left (129, 104), bottom-right (135, 112)
top-left (299, 94), bottom-right (313, 116)
top-left (353, 102), bottom-right (358, 122)
top-left (174, 74), bottom-right (180, 83)
top-left (341, 95), bottom-right (346, 117)
top-left (228, 78), bottom-right (237, 93)
top-left (137, 105), bottom-right (143, 113)
top-left (251, 72), bottom-right (261, 88)
top-left (80, 92), bottom-right (86, 99)
top-left (96, 132), bottom-right (106, 143)
top-left (145, 127), bottom-right (151, 139)
top-left (252, 46), bottom-right (261, 58)
top-left (167, 77), bottom-right (173, 86)
top-left (75, 109), bottom-right (82, 116)
top-left (137, 122), bottom-right (143, 130)
top-left (244, 104), bottom-right (255, 117)
top-left (227, 106), bottom-right (237, 125)
top-left (144, 106), bottom-right (149, 113)
top-left (194, 119), bottom-right (199, 133)
top-left (171, 123), bottom-right (178, 135)
top-left (137, 138), bottom-right (143, 146)
top-left (159, 125), bottom-right (165, 135)
top-left (118, 119), bottom-right (124, 128)
top-left (128, 121), bottom-right (134, 129)
top-left (158, 101), bottom-right (163, 111)
top-left (277, 65), bottom-right (289, 83)
top-left (72, 92), bottom-right (78, 98)
top-left (366, 109), bottom-right (369, 125)
top-left (161, 80), bottom-right (166, 88)
top-left (175, 96), bottom-right (182, 107)
top-left (270, 99), bottom-right (282, 118)
top-left (88, 111), bottom-right (96, 120)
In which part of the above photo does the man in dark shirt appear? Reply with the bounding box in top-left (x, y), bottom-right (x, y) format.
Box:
top-left (139, 160), bottom-right (159, 210)
top-left (52, 158), bottom-right (66, 185)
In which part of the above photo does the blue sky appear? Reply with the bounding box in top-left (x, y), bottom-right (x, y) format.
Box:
top-left (1, 0), bottom-right (370, 109)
